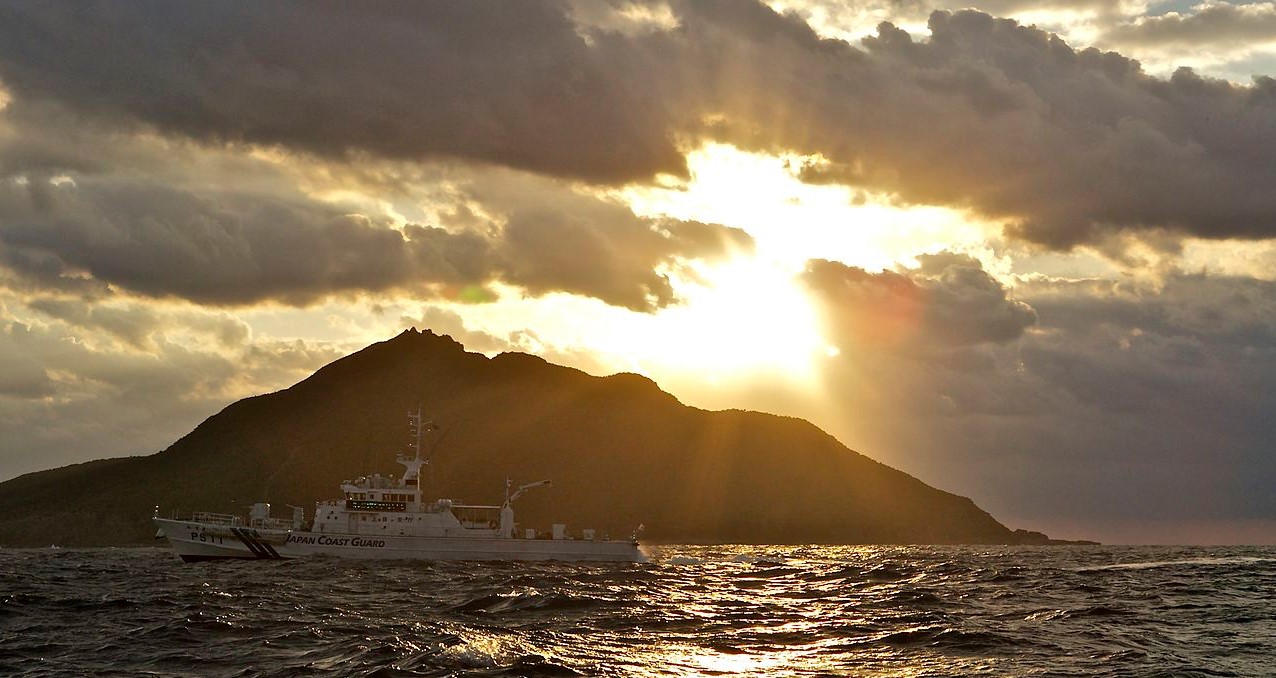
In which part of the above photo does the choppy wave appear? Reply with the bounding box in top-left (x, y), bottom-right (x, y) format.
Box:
top-left (1075, 556), bottom-right (1276, 572)
top-left (1, 545), bottom-right (1272, 676)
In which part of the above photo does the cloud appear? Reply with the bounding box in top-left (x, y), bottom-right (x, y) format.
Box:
top-left (0, 83), bottom-right (753, 312)
top-left (25, 297), bottom-right (251, 351)
top-left (780, 9), bottom-right (1276, 248)
top-left (798, 0), bottom-right (1122, 26)
top-left (0, 1), bottom-right (685, 185)
top-left (0, 335), bottom-right (54, 399)
top-left (500, 209), bottom-right (751, 310)
top-left (1103, 2), bottom-right (1276, 48)
top-left (1017, 273), bottom-right (1276, 418)
top-left (0, 297), bottom-right (351, 481)
top-left (0, 176), bottom-right (487, 306)
top-left (4, 2), bottom-right (1276, 251)
top-left (801, 252), bottom-right (1037, 351)
top-left (5, 2), bottom-right (1276, 251)
top-left (0, 144), bottom-right (750, 311)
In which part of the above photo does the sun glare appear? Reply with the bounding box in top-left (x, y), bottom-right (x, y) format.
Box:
top-left (620, 143), bottom-right (999, 274)
top-left (614, 257), bottom-right (827, 379)
top-left (449, 255), bottom-right (829, 384)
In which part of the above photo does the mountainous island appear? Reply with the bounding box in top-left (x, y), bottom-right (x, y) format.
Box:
top-left (0, 329), bottom-right (1081, 547)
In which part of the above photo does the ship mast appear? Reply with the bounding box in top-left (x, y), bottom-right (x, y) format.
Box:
top-left (397, 405), bottom-right (436, 496)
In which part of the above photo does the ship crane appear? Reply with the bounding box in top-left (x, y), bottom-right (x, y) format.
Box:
top-left (504, 479), bottom-right (552, 508)
top-left (499, 479), bottom-right (551, 538)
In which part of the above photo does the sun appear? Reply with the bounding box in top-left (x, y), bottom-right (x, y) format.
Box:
top-left (438, 252), bottom-right (829, 387)
top-left (612, 256), bottom-right (828, 380)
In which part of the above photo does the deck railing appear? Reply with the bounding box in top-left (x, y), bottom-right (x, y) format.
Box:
top-left (191, 511), bottom-right (242, 526)
top-left (250, 517), bottom-right (296, 530)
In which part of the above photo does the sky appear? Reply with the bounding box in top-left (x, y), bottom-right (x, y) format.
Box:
top-left (2, 0), bottom-right (1276, 545)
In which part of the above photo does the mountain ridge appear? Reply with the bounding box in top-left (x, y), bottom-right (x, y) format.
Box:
top-left (0, 329), bottom-right (1081, 546)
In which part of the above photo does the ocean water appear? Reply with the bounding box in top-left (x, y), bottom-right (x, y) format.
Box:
top-left (1, 546), bottom-right (1272, 677)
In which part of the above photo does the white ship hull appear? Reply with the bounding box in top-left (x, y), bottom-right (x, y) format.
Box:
top-left (156, 409), bottom-right (644, 564)
top-left (154, 517), bottom-right (643, 563)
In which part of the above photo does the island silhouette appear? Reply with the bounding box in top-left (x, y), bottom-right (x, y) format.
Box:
top-left (0, 329), bottom-right (1090, 546)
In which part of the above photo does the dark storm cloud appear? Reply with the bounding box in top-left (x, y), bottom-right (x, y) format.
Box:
top-left (801, 253), bottom-right (1036, 350)
top-left (0, 1), bottom-right (684, 184)
top-left (3, 2), bottom-right (1275, 248)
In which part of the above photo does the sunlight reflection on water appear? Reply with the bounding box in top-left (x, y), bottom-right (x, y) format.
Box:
top-left (1, 545), bottom-right (1273, 677)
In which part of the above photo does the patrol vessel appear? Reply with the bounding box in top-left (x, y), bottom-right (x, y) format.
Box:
top-left (153, 410), bottom-right (643, 562)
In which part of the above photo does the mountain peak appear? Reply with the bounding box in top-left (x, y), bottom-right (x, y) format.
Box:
top-left (390, 326), bottom-right (466, 351)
